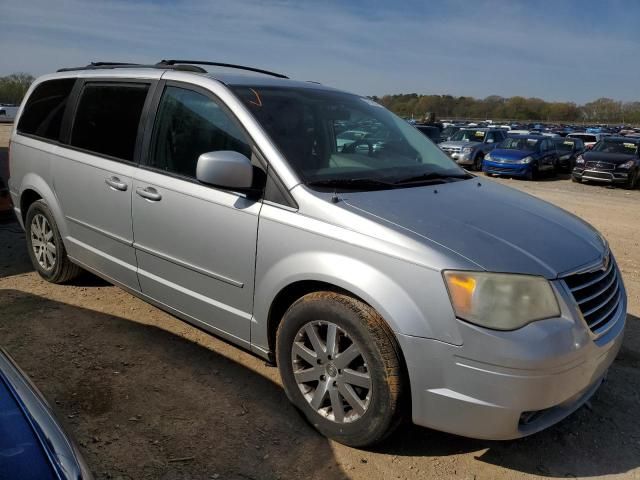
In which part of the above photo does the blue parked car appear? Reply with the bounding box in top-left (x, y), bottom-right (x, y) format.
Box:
top-left (483, 135), bottom-right (559, 180)
top-left (0, 348), bottom-right (92, 480)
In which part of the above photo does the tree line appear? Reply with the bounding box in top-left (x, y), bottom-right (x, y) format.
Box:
top-left (1, 72), bottom-right (639, 124)
top-left (372, 94), bottom-right (640, 125)
top-left (0, 73), bottom-right (35, 105)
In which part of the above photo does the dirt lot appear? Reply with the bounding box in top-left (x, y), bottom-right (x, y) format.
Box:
top-left (1, 122), bottom-right (640, 479)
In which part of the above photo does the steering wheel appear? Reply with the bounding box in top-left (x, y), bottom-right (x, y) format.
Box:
top-left (342, 138), bottom-right (374, 156)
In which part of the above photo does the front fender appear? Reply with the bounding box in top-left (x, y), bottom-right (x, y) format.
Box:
top-left (254, 251), bottom-right (429, 349)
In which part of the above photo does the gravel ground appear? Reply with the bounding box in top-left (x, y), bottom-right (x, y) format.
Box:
top-left (1, 123), bottom-right (640, 480)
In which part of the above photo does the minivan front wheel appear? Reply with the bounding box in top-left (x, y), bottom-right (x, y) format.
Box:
top-left (276, 292), bottom-right (405, 447)
top-left (25, 200), bottom-right (81, 283)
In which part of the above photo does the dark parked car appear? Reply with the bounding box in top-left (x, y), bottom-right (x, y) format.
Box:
top-left (483, 135), bottom-right (559, 180)
top-left (414, 124), bottom-right (442, 143)
top-left (572, 137), bottom-right (640, 189)
top-left (0, 348), bottom-right (92, 479)
top-left (553, 137), bottom-right (585, 172)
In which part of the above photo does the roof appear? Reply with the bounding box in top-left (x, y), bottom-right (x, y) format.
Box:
top-left (50, 60), bottom-right (340, 92)
top-left (509, 134), bottom-right (544, 139)
top-left (204, 72), bottom-right (339, 91)
top-left (599, 136), bottom-right (640, 143)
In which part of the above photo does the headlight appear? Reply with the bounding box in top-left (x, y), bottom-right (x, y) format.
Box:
top-left (619, 160), bottom-right (635, 169)
top-left (576, 155), bottom-right (585, 164)
top-left (518, 156), bottom-right (534, 164)
top-left (443, 271), bottom-right (560, 330)
top-left (485, 153), bottom-right (492, 161)
top-left (462, 147), bottom-right (473, 154)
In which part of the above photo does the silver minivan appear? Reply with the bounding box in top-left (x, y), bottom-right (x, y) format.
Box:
top-left (8, 61), bottom-right (626, 447)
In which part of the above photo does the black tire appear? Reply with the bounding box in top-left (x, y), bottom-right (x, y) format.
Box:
top-left (623, 171), bottom-right (638, 190)
top-left (473, 154), bottom-right (484, 171)
top-left (571, 175), bottom-right (582, 183)
top-left (525, 164), bottom-right (538, 181)
top-left (276, 291), bottom-right (406, 447)
top-left (25, 200), bottom-right (82, 283)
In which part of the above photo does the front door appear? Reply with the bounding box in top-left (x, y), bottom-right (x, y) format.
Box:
top-left (132, 83), bottom-right (262, 344)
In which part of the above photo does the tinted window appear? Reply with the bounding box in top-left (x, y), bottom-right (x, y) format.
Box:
top-left (71, 83), bottom-right (149, 161)
top-left (499, 137), bottom-right (540, 151)
top-left (592, 139), bottom-right (639, 154)
top-left (451, 129), bottom-right (486, 142)
top-left (232, 86), bottom-right (467, 185)
top-left (415, 126), bottom-right (440, 141)
top-left (17, 79), bottom-right (75, 141)
top-left (148, 86), bottom-right (252, 179)
top-left (556, 139), bottom-right (576, 152)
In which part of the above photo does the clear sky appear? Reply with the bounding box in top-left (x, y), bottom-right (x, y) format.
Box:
top-left (1, 0), bottom-right (638, 103)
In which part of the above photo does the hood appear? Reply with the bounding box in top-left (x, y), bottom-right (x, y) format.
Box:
top-left (583, 151), bottom-right (637, 165)
top-left (340, 179), bottom-right (605, 278)
top-left (489, 149), bottom-right (534, 161)
top-left (440, 140), bottom-right (481, 149)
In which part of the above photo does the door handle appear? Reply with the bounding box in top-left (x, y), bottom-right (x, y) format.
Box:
top-left (136, 186), bottom-right (162, 202)
top-left (105, 176), bottom-right (128, 191)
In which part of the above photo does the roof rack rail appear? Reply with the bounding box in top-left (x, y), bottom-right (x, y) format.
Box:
top-left (57, 62), bottom-right (207, 73)
top-left (156, 60), bottom-right (289, 79)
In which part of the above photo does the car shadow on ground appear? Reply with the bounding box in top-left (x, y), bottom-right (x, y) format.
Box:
top-left (0, 218), bottom-right (32, 278)
top-left (0, 218), bottom-right (110, 285)
top-left (1, 219), bottom-right (639, 478)
top-left (0, 289), bottom-right (348, 480)
top-left (375, 313), bottom-right (640, 477)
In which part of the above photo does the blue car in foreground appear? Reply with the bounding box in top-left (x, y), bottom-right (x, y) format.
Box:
top-left (0, 348), bottom-right (91, 480)
top-left (483, 135), bottom-right (559, 180)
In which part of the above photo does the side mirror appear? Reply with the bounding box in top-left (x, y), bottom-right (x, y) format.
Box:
top-left (196, 151), bottom-right (254, 190)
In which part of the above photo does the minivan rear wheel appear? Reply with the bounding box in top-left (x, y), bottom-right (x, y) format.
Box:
top-left (276, 291), bottom-right (405, 447)
top-left (25, 200), bottom-right (81, 283)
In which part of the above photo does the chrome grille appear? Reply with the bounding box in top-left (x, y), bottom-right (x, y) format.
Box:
top-left (441, 146), bottom-right (461, 154)
top-left (563, 257), bottom-right (622, 338)
top-left (585, 161), bottom-right (614, 171)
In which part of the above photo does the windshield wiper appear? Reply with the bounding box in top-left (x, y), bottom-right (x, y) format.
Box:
top-left (393, 172), bottom-right (472, 185)
top-left (306, 178), bottom-right (396, 190)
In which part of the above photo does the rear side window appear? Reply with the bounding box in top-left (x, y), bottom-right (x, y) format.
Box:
top-left (71, 83), bottom-right (149, 162)
top-left (17, 78), bottom-right (75, 141)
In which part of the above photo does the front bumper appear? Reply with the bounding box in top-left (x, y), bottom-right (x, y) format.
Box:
top-left (572, 168), bottom-right (631, 184)
top-left (397, 279), bottom-right (626, 440)
top-left (483, 160), bottom-right (531, 177)
top-left (441, 150), bottom-right (473, 166)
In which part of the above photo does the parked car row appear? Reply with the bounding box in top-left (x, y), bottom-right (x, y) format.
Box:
top-left (411, 123), bottom-right (639, 189)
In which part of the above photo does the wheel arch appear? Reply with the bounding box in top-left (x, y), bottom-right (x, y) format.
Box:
top-left (18, 174), bottom-right (68, 238)
top-left (255, 252), bottom-right (436, 361)
top-left (266, 280), bottom-right (357, 362)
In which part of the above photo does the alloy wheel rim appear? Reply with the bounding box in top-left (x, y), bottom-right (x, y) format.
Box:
top-left (291, 321), bottom-right (372, 424)
top-left (30, 214), bottom-right (56, 271)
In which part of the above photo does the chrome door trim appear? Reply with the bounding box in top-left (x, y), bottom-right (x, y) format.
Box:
top-left (133, 242), bottom-right (244, 288)
top-left (65, 215), bottom-right (133, 246)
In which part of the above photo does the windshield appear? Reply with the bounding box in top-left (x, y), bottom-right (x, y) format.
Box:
top-left (498, 137), bottom-right (540, 151)
top-left (592, 139), bottom-right (638, 154)
top-left (555, 139), bottom-right (577, 152)
top-left (569, 134), bottom-right (597, 143)
top-left (441, 126), bottom-right (460, 137)
top-left (232, 86), bottom-right (467, 187)
top-left (451, 129), bottom-right (486, 142)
